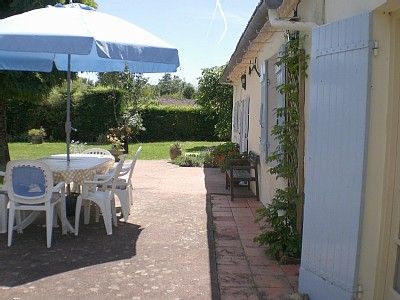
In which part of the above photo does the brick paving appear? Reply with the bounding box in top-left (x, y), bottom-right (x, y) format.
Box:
top-left (0, 161), bottom-right (299, 299)
top-left (210, 194), bottom-right (299, 300)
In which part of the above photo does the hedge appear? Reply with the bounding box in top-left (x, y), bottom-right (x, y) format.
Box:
top-left (6, 90), bottom-right (218, 142)
top-left (137, 105), bottom-right (218, 142)
top-left (6, 87), bottom-right (123, 142)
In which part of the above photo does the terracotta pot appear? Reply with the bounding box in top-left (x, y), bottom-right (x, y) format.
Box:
top-left (31, 136), bottom-right (43, 144)
top-left (169, 147), bottom-right (182, 160)
top-left (110, 148), bottom-right (124, 162)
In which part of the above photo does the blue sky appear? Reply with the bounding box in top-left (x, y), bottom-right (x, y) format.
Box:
top-left (94, 0), bottom-right (259, 85)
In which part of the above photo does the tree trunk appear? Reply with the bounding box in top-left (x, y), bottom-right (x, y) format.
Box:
top-left (0, 97), bottom-right (10, 171)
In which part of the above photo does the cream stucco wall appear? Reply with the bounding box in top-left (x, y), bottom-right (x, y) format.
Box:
top-left (229, 1), bottom-right (396, 297)
top-left (357, 10), bottom-right (391, 300)
top-left (231, 32), bottom-right (286, 206)
top-left (325, 0), bottom-right (387, 22)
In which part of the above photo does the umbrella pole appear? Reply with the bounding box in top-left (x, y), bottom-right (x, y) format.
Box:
top-left (66, 54), bottom-right (72, 163)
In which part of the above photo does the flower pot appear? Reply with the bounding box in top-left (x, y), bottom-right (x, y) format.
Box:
top-left (110, 148), bottom-right (124, 162)
top-left (31, 136), bottom-right (43, 144)
top-left (169, 148), bottom-right (182, 160)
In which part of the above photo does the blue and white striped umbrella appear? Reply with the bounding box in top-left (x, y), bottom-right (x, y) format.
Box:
top-left (0, 3), bottom-right (180, 161)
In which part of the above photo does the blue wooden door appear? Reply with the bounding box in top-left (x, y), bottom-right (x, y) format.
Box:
top-left (299, 12), bottom-right (372, 300)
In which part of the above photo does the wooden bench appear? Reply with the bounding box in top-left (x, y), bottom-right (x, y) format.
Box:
top-left (225, 151), bottom-right (260, 201)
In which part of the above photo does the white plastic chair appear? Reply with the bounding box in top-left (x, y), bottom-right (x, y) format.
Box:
top-left (5, 160), bottom-right (67, 248)
top-left (0, 171), bottom-right (8, 234)
top-left (74, 156), bottom-right (125, 236)
top-left (95, 146), bottom-right (142, 222)
top-left (82, 148), bottom-right (112, 156)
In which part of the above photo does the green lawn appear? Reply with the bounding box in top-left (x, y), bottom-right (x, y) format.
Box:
top-left (9, 141), bottom-right (223, 161)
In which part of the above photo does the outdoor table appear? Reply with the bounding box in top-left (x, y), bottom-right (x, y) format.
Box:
top-left (40, 154), bottom-right (115, 186)
top-left (0, 154), bottom-right (115, 234)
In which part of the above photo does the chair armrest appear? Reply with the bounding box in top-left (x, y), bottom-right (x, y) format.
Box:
top-left (0, 171), bottom-right (5, 177)
top-left (94, 174), bottom-right (113, 181)
top-left (53, 181), bottom-right (65, 193)
top-left (119, 167), bottom-right (130, 176)
top-left (83, 179), bottom-right (111, 185)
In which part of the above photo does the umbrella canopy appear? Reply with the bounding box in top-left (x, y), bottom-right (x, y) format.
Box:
top-left (0, 3), bottom-right (180, 73)
top-left (0, 3), bottom-right (180, 161)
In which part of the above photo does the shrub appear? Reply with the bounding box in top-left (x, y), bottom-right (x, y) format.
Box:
top-left (137, 105), bottom-right (218, 142)
top-left (27, 127), bottom-right (46, 138)
top-left (210, 142), bottom-right (241, 170)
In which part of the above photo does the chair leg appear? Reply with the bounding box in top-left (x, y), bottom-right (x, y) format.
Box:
top-left (0, 195), bottom-right (8, 234)
top-left (84, 200), bottom-right (91, 225)
top-left (111, 198), bottom-right (117, 227)
top-left (15, 211), bottom-right (22, 233)
top-left (7, 203), bottom-right (15, 247)
top-left (74, 196), bottom-right (83, 236)
top-left (101, 201), bottom-right (112, 235)
top-left (94, 205), bottom-right (100, 223)
top-left (46, 206), bottom-right (53, 248)
top-left (117, 190), bottom-right (130, 222)
top-left (57, 201), bottom-right (67, 235)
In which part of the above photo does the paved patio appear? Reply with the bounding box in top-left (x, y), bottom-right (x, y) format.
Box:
top-left (210, 195), bottom-right (299, 300)
top-left (0, 160), bottom-right (298, 299)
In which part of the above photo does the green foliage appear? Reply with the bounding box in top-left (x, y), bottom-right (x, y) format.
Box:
top-left (172, 150), bottom-right (215, 168)
top-left (196, 65), bottom-right (233, 140)
top-left (256, 33), bottom-right (308, 260)
top-left (182, 83), bottom-right (195, 99)
top-left (157, 73), bottom-right (183, 96)
top-left (137, 105), bottom-right (218, 142)
top-left (210, 142), bottom-right (241, 170)
top-left (73, 87), bottom-right (124, 142)
top-left (9, 141), bottom-right (222, 161)
top-left (27, 127), bottom-right (46, 137)
top-left (255, 188), bottom-right (301, 258)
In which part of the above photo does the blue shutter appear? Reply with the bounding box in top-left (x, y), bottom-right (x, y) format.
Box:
top-left (260, 60), bottom-right (268, 157)
top-left (299, 12), bottom-right (372, 300)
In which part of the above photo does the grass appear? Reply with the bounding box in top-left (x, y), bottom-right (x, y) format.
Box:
top-left (9, 141), bottom-right (223, 161)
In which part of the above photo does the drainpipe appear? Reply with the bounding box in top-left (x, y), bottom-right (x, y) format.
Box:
top-left (267, 8), bottom-right (317, 32)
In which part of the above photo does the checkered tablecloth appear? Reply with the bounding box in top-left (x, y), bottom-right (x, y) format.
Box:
top-left (40, 154), bottom-right (115, 185)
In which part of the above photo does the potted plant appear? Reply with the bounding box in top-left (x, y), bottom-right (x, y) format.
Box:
top-left (107, 134), bottom-right (124, 161)
top-left (27, 127), bottom-right (46, 144)
top-left (169, 142), bottom-right (182, 160)
top-left (211, 142), bottom-right (241, 171)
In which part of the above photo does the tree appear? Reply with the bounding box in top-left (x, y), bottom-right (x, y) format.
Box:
top-left (0, 0), bottom-right (97, 170)
top-left (196, 65), bottom-right (233, 140)
top-left (182, 83), bottom-right (195, 99)
top-left (157, 73), bottom-right (183, 96)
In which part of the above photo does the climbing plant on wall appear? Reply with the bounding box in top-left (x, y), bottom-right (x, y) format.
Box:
top-left (255, 32), bottom-right (308, 260)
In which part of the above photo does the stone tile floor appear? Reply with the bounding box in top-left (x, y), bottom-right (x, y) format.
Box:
top-left (0, 161), bottom-right (298, 299)
top-left (210, 194), bottom-right (299, 300)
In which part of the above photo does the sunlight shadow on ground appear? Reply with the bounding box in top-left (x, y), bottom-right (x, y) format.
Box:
top-left (0, 215), bottom-right (142, 287)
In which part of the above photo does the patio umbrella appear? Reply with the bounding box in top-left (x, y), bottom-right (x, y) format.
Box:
top-left (0, 3), bottom-right (180, 162)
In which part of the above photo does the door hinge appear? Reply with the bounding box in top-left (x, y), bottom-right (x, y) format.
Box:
top-left (355, 284), bottom-right (363, 300)
top-left (372, 40), bottom-right (379, 56)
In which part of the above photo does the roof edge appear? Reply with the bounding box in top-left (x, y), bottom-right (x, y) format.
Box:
top-left (220, 0), bottom-right (269, 84)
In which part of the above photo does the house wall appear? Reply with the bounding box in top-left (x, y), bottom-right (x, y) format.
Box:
top-left (325, 0), bottom-right (387, 22)
top-left (231, 32), bottom-right (286, 206)
top-left (361, 5), bottom-right (400, 299)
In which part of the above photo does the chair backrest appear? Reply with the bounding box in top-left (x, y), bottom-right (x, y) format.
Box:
top-left (126, 146), bottom-right (142, 186)
top-left (110, 156), bottom-right (126, 194)
top-left (6, 160), bottom-right (54, 205)
top-left (82, 148), bottom-right (112, 156)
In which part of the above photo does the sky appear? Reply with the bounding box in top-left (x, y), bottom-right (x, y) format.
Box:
top-left (91, 0), bottom-right (260, 85)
